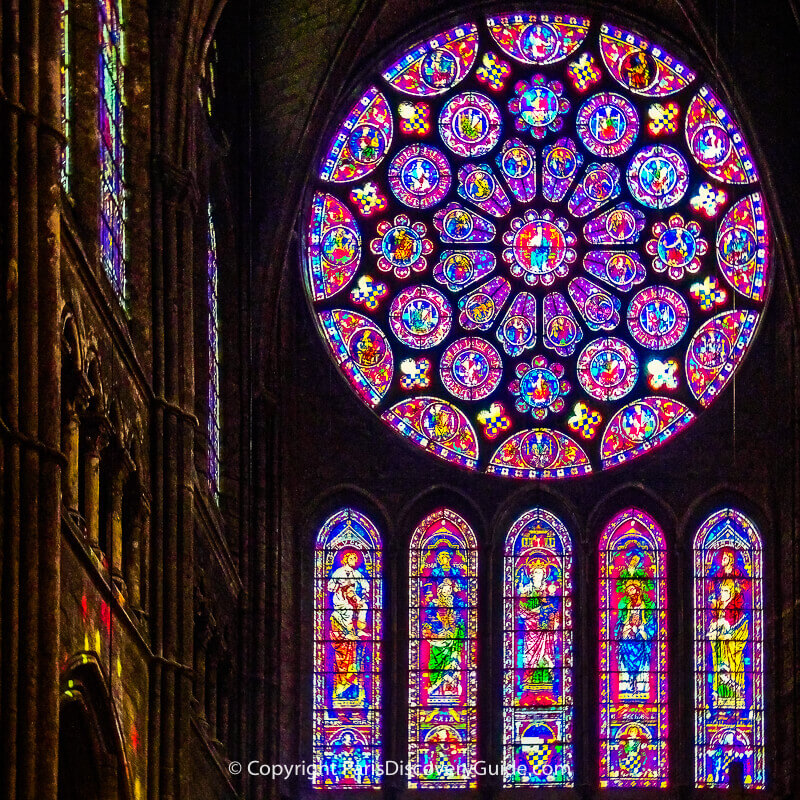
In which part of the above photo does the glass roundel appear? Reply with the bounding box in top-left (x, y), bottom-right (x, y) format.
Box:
top-left (304, 14), bottom-right (770, 478)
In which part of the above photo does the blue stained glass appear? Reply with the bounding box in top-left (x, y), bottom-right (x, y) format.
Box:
top-left (98, 0), bottom-right (126, 299)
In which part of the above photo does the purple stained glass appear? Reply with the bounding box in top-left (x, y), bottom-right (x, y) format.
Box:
top-left (409, 509), bottom-right (478, 789)
top-left (207, 202), bottom-right (220, 499)
top-left (599, 509), bottom-right (669, 788)
top-left (302, 12), bottom-right (771, 478)
top-left (313, 509), bottom-right (383, 788)
top-left (99, 0), bottom-right (125, 299)
top-left (694, 509), bottom-right (765, 789)
top-left (503, 508), bottom-right (574, 785)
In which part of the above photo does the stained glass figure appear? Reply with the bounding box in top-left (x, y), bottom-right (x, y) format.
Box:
top-left (61, 0), bottom-right (71, 191)
top-left (503, 509), bottom-right (573, 785)
top-left (313, 509), bottom-right (382, 788)
top-left (409, 509), bottom-right (478, 789)
top-left (694, 509), bottom-right (764, 789)
top-left (302, 13), bottom-right (771, 477)
top-left (599, 508), bottom-right (668, 787)
top-left (99, 0), bottom-right (126, 299)
top-left (206, 202), bottom-right (220, 499)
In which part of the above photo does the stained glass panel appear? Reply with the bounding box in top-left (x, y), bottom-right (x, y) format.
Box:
top-left (503, 508), bottom-right (573, 786)
top-left (599, 508), bottom-right (668, 787)
top-left (98, 0), bottom-right (126, 299)
top-left (207, 202), bottom-right (220, 499)
top-left (302, 14), bottom-right (771, 478)
top-left (409, 509), bottom-right (477, 789)
top-left (694, 509), bottom-right (764, 789)
top-left (313, 509), bottom-right (382, 788)
top-left (61, 0), bottom-right (71, 191)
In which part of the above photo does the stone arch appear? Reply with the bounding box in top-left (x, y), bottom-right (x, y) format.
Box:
top-left (58, 658), bottom-right (132, 800)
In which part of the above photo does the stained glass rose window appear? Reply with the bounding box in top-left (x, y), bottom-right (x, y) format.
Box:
top-left (303, 14), bottom-right (769, 478)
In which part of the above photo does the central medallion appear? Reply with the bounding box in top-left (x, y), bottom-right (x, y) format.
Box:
top-left (502, 208), bottom-right (577, 286)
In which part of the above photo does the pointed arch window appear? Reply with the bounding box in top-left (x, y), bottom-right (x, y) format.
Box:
top-left (694, 508), bottom-right (764, 788)
top-left (409, 508), bottom-right (477, 789)
top-left (503, 508), bottom-right (574, 786)
top-left (98, 0), bottom-right (126, 298)
top-left (599, 508), bottom-right (668, 787)
top-left (313, 508), bottom-right (383, 787)
top-left (206, 201), bottom-right (221, 499)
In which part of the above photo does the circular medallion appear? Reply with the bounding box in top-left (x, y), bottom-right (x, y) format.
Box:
top-left (620, 402), bottom-right (659, 442)
top-left (388, 145), bottom-right (451, 209)
top-left (578, 337), bottom-right (639, 401)
top-left (439, 92), bottom-right (502, 157)
top-left (389, 285), bottom-right (452, 349)
top-left (442, 207), bottom-right (474, 241)
top-left (348, 124), bottom-right (389, 166)
top-left (619, 49), bottom-right (658, 92)
top-left (348, 327), bottom-right (388, 368)
top-left (420, 400), bottom-right (460, 442)
top-left (513, 221), bottom-right (566, 276)
top-left (440, 338), bottom-right (503, 400)
top-left (690, 123), bottom-right (732, 168)
top-left (501, 146), bottom-right (534, 179)
top-left (605, 253), bottom-right (640, 288)
top-left (546, 315), bottom-right (581, 350)
top-left (498, 315), bottom-right (535, 349)
top-left (576, 92), bottom-right (639, 157)
top-left (421, 48), bottom-right (459, 90)
top-left (381, 225), bottom-right (422, 267)
top-left (627, 145), bottom-right (689, 208)
top-left (718, 226), bottom-right (757, 269)
top-left (519, 430), bottom-right (559, 469)
top-left (605, 207), bottom-right (638, 240)
top-left (321, 226), bottom-right (360, 268)
top-left (519, 368), bottom-right (560, 409)
top-left (442, 252), bottom-right (475, 285)
top-left (657, 226), bottom-right (697, 270)
top-left (544, 145), bottom-right (578, 179)
top-left (627, 286), bottom-right (690, 350)
top-left (519, 86), bottom-right (559, 127)
top-left (688, 326), bottom-right (732, 369)
top-left (520, 22), bottom-right (559, 61)
top-left (462, 169), bottom-right (496, 202)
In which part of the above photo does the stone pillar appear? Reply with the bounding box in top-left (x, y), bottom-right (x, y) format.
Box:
top-left (82, 417), bottom-right (108, 553)
top-left (0, 1), bottom-right (64, 798)
top-left (61, 403), bottom-right (81, 515)
top-left (205, 636), bottom-right (219, 740)
top-left (109, 451), bottom-right (134, 591)
top-left (126, 494), bottom-right (149, 610)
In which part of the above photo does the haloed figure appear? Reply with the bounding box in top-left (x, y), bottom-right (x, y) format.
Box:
top-left (328, 550), bottom-right (371, 701)
top-left (615, 578), bottom-right (656, 695)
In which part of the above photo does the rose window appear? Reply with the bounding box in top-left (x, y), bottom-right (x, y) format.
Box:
top-left (304, 14), bottom-right (770, 478)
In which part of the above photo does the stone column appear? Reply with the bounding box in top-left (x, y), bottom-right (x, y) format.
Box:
top-left (82, 417), bottom-right (108, 553)
top-left (126, 494), bottom-right (149, 610)
top-left (61, 402), bottom-right (81, 516)
top-left (0, 1), bottom-right (64, 798)
top-left (109, 450), bottom-right (134, 591)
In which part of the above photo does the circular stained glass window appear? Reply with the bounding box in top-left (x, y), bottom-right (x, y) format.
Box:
top-left (303, 13), bottom-right (770, 478)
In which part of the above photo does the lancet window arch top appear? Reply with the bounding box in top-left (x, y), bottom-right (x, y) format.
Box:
top-left (313, 509), bottom-right (383, 788)
top-left (303, 12), bottom-right (770, 480)
top-left (503, 507), bottom-right (574, 786)
top-left (599, 507), bottom-right (668, 787)
top-left (409, 508), bottom-right (478, 789)
top-left (694, 508), bottom-right (764, 789)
